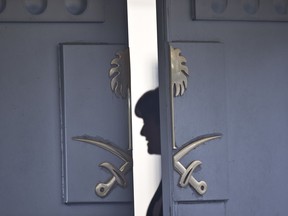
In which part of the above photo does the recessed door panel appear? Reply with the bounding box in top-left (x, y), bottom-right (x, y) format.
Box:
top-left (177, 202), bottom-right (225, 216)
top-left (194, 0), bottom-right (288, 21)
top-left (0, 0), bottom-right (105, 22)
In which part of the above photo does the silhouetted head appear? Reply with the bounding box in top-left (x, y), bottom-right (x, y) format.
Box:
top-left (135, 88), bottom-right (161, 155)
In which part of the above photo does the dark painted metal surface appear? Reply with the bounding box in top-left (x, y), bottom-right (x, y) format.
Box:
top-left (0, 0), bottom-right (133, 215)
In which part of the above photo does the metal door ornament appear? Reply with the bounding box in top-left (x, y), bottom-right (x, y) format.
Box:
top-left (109, 48), bottom-right (132, 150)
top-left (170, 45), bottom-right (189, 97)
top-left (173, 133), bottom-right (222, 195)
top-left (73, 135), bottom-right (133, 198)
top-left (170, 46), bottom-right (223, 195)
top-left (109, 48), bottom-right (131, 99)
top-left (170, 45), bottom-right (190, 149)
top-left (67, 48), bottom-right (132, 198)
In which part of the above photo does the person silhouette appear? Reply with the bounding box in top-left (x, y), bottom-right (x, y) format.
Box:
top-left (135, 88), bottom-right (163, 216)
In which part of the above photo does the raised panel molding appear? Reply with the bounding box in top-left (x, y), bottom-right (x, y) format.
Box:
top-left (59, 44), bottom-right (133, 203)
top-left (194, 0), bottom-right (288, 21)
top-left (0, 0), bottom-right (104, 22)
top-left (172, 42), bottom-right (228, 201)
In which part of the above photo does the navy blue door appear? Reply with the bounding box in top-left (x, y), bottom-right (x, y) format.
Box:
top-left (157, 0), bottom-right (288, 215)
top-left (0, 1), bottom-right (133, 215)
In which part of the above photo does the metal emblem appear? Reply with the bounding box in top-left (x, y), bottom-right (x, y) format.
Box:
top-left (173, 133), bottom-right (222, 195)
top-left (73, 135), bottom-right (133, 198)
top-left (109, 48), bottom-right (132, 150)
top-left (109, 48), bottom-right (131, 99)
top-left (170, 46), bottom-right (189, 97)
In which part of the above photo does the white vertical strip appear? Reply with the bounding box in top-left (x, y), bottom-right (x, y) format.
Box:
top-left (127, 1), bottom-right (161, 216)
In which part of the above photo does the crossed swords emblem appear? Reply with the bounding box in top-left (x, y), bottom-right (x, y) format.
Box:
top-left (73, 133), bottom-right (221, 197)
top-left (73, 135), bottom-right (133, 198)
top-left (173, 133), bottom-right (222, 195)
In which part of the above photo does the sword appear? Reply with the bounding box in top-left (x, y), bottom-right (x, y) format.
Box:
top-left (73, 136), bottom-right (133, 197)
top-left (173, 133), bottom-right (222, 195)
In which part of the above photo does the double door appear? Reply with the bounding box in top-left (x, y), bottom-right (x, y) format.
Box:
top-left (1, 0), bottom-right (288, 215)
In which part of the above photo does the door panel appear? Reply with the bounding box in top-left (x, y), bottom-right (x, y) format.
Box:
top-left (0, 0), bottom-right (133, 215)
top-left (177, 202), bottom-right (225, 216)
top-left (0, 0), bottom-right (105, 22)
top-left (171, 42), bottom-right (228, 201)
top-left (194, 0), bottom-right (288, 21)
top-left (157, 0), bottom-right (288, 215)
top-left (60, 44), bottom-right (133, 203)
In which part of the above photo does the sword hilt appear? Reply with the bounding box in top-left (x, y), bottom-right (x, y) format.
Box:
top-left (95, 177), bottom-right (116, 197)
